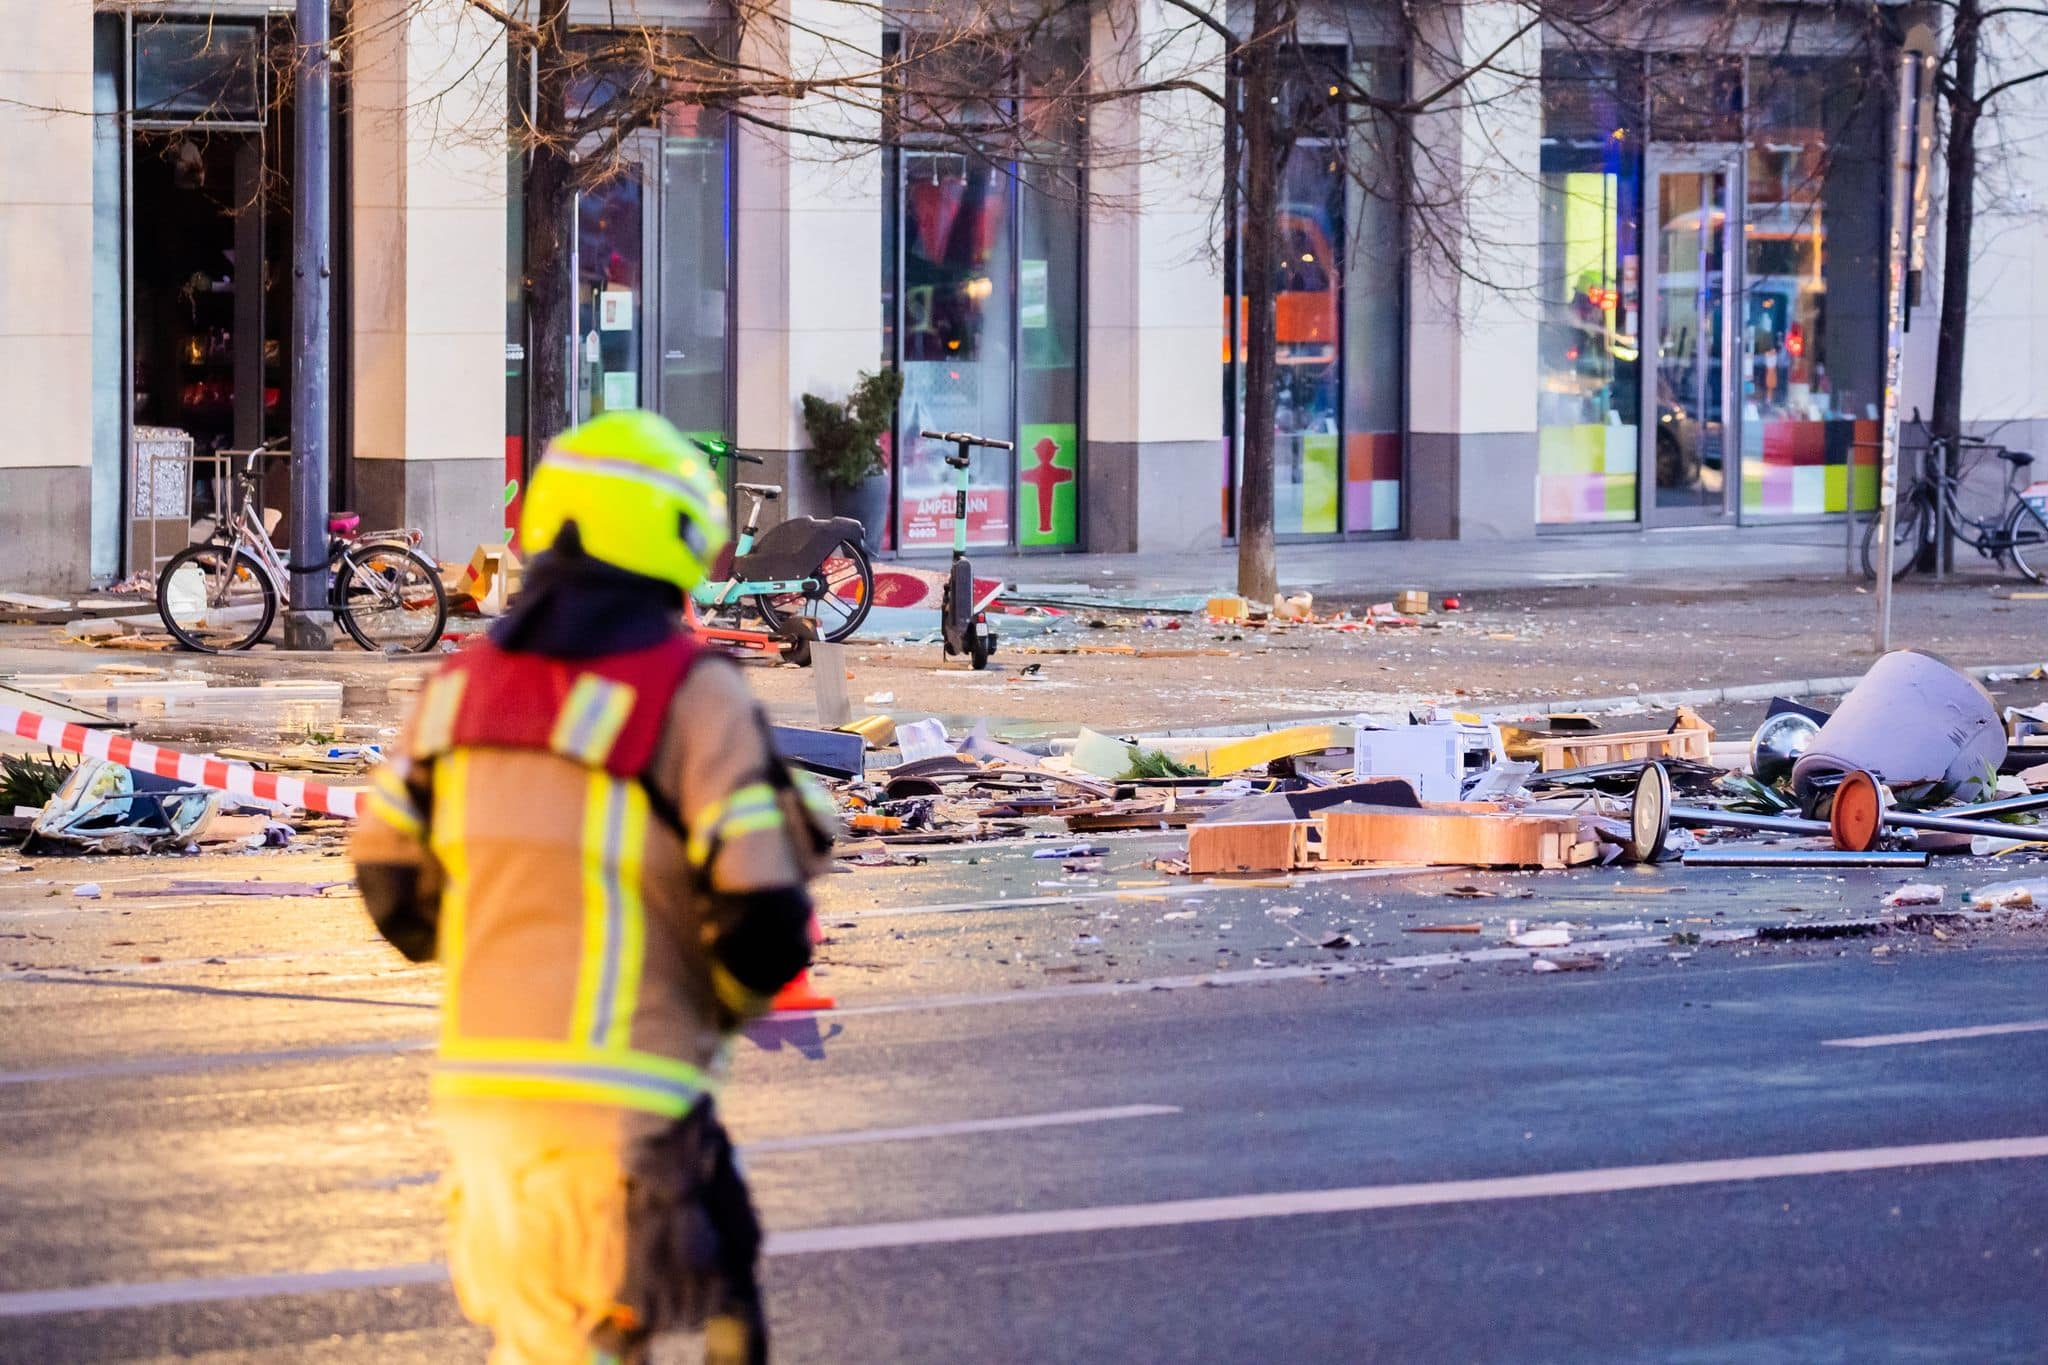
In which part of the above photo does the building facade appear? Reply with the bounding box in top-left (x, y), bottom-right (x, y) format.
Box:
top-left (6, 0), bottom-right (2048, 589)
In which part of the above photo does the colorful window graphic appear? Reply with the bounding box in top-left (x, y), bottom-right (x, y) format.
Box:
top-left (1018, 423), bottom-right (1078, 546)
top-left (1741, 418), bottom-right (1878, 515)
top-left (1345, 432), bottom-right (1402, 532)
top-left (1539, 423), bottom-right (1638, 523)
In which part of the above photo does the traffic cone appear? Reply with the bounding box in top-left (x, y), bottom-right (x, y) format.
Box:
top-left (772, 912), bottom-right (835, 1012)
top-left (771, 968), bottom-right (835, 1012)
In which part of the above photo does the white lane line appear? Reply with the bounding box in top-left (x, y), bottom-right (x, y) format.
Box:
top-left (1824, 1019), bottom-right (2048, 1049)
top-left (745, 1104), bottom-right (1179, 1154)
top-left (0, 1264), bottom-right (450, 1319)
top-left (9, 1133), bottom-right (2046, 1318)
top-left (0, 930), bottom-right (1754, 1088)
top-left (766, 1134), bottom-right (2048, 1256)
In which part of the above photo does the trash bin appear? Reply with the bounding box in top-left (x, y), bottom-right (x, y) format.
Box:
top-left (1792, 650), bottom-right (2005, 810)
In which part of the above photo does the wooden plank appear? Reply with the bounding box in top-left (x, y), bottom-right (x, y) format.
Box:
top-left (1529, 725), bottom-right (1713, 773)
top-left (1186, 820), bottom-right (1313, 874)
top-left (1321, 805), bottom-right (1588, 869)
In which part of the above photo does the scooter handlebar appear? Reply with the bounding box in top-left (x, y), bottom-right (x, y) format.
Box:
top-left (919, 429), bottom-right (1015, 452)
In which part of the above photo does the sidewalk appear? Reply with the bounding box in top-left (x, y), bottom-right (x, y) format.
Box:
top-left (972, 522), bottom-right (1876, 599)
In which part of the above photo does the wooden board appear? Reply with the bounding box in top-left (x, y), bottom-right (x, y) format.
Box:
top-left (1321, 805), bottom-right (1592, 870)
top-left (1186, 820), bottom-right (1313, 875)
top-left (1529, 716), bottom-right (1713, 774)
top-left (1198, 724), bottom-right (1351, 777)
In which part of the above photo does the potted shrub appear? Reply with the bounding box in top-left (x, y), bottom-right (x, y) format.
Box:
top-left (801, 368), bottom-right (902, 541)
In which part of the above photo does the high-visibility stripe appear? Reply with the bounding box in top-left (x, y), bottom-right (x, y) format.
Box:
top-left (686, 781), bottom-right (781, 867)
top-left (718, 809), bottom-right (785, 844)
top-left (571, 774), bottom-right (617, 1044)
top-left (430, 752), bottom-right (472, 1043)
top-left (363, 765), bottom-right (423, 839)
top-left (412, 673), bottom-right (468, 757)
top-left (572, 775), bottom-right (651, 1051)
top-left (547, 675), bottom-right (636, 766)
top-left (438, 1037), bottom-right (714, 1089)
top-left (603, 787), bottom-right (649, 1052)
top-left (431, 1071), bottom-right (696, 1118)
top-left (432, 1050), bottom-right (715, 1117)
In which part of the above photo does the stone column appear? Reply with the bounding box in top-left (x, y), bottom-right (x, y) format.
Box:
top-left (731, 0), bottom-right (884, 524)
top-left (0, 0), bottom-right (93, 590)
top-left (350, 0), bottom-right (508, 557)
top-left (1404, 0), bottom-right (1542, 540)
top-left (1084, 0), bottom-right (1227, 553)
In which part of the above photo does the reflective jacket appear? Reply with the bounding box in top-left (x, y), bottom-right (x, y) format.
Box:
top-left (351, 633), bottom-right (824, 1125)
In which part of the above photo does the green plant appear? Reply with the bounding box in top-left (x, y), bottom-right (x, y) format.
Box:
top-left (0, 750), bottom-right (74, 812)
top-left (801, 368), bottom-right (903, 490)
top-left (1122, 747), bottom-right (1198, 780)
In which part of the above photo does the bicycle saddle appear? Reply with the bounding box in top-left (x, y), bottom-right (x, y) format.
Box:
top-left (328, 512), bottom-right (361, 535)
top-left (735, 482), bottom-right (782, 501)
top-left (2001, 449), bottom-right (2034, 467)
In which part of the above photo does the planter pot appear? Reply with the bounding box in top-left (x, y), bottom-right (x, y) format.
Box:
top-left (830, 472), bottom-right (889, 548)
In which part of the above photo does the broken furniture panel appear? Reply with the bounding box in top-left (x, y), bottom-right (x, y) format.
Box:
top-left (1320, 805), bottom-right (1593, 870)
top-left (1186, 820), bottom-right (1314, 874)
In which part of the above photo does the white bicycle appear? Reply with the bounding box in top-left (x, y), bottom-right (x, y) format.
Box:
top-left (155, 443), bottom-right (448, 653)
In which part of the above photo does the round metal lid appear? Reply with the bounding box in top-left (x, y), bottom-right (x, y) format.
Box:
top-left (1630, 761), bottom-right (1672, 864)
top-left (1829, 768), bottom-right (1886, 852)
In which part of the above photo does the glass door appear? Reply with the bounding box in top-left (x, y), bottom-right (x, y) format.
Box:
top-left (1641, 146), bottom-right (1741, 522)
top-left (573, 139), bottom-right (659, 421)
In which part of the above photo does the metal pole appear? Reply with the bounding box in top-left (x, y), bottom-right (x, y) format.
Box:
top-left (286, 0), bottom-right (332, 650)
top-left (1873, 45), bottom-right (1923, 652)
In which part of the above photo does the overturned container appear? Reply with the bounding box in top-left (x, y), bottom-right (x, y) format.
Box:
top-left (1791, 650), bottom-right (2004, 811)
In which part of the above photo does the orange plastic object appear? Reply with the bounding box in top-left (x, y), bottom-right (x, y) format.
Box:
top-left (1829, 768), bottom-right (1885, 852)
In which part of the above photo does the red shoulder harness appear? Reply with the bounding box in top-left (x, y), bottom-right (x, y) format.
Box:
top-left (425, 633), bottom-right (703, 777)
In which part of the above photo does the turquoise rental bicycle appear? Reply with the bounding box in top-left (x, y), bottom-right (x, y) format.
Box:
top-left (692, 441), bottom-right (875, 644)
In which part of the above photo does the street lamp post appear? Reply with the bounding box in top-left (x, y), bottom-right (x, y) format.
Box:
top-left (285, 0), bottom-right (333, 650)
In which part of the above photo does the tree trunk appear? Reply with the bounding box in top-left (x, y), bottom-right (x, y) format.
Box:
top-left (1235, 0), bottom-right (1283, 604)
top-left (1929, 0), bottom-right (1980, 574)
top-left (522, 0), bottom-right (575, 459)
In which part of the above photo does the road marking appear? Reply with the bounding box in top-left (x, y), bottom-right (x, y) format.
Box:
top-left (0, 931), bottom-right (1757, 1087)
top-left (752, 1103), bottom-right (1180, 1153)
top-left (0, 1036), bottom-right (432, 1088)
top-left (765, 1134), bottom-right (2048, 1256)
top-left (0, 1264), bottom-right (450, 1319)
top-left (8, 1133), bottom-right (2046, 1317)
top-left (1824, 1018), bottom-right (2048, 1049)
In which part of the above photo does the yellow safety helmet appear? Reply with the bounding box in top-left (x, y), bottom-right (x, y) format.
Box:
top-left (520, 411), bottom-right (729, 594)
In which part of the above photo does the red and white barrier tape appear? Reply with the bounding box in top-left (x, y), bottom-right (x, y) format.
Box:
top-left (0, 702), bottom-right (360, 820)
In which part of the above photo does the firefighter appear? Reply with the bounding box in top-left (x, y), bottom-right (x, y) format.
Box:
top-left (351, 410), bottom-right (830, 1365)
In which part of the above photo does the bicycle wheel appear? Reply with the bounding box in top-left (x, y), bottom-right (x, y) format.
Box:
top-left (2005, 499), bottom-right (2048, 584)
top-left (337, 543), bottom-right (448, 653)
top-left (156, 543), bottom-right (277, 652)
top-left (1861, 496), bottom-right (1926, 582)
top-left (752, 537), bottom-right (874, 643)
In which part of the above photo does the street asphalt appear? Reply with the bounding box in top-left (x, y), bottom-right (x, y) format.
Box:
top-left (4, 831), bottom-right (2048, 1363)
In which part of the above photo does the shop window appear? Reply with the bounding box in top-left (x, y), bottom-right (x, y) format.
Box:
top-left (885, 33), bottom-right (1084, 551)
top-left (1739, 58), bottom-right (1886, 518)
top-left (1536, 52), bottom-right (1643, 525)
top-left (1225, 46), bottom-right (1405, 539)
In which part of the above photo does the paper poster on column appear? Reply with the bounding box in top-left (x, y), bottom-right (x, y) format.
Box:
top-left (601, 371), bottom-right (639, 411)
top-left (1020, 260), bottom-right (1049, 330)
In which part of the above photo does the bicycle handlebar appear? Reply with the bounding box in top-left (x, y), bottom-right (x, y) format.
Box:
top-left (920, 429), bottom-right (1015, 452)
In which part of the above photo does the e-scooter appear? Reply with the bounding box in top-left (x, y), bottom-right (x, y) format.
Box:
top-left (920, 428), bottom-right (1012, 670)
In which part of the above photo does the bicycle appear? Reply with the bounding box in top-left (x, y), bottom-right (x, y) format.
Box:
top-left (1862, 418), bottom-right (2048, 583)
top-left (692, 441), bottom-right (875, 646)
top-left (156, 442), bottom-right (449, 653)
